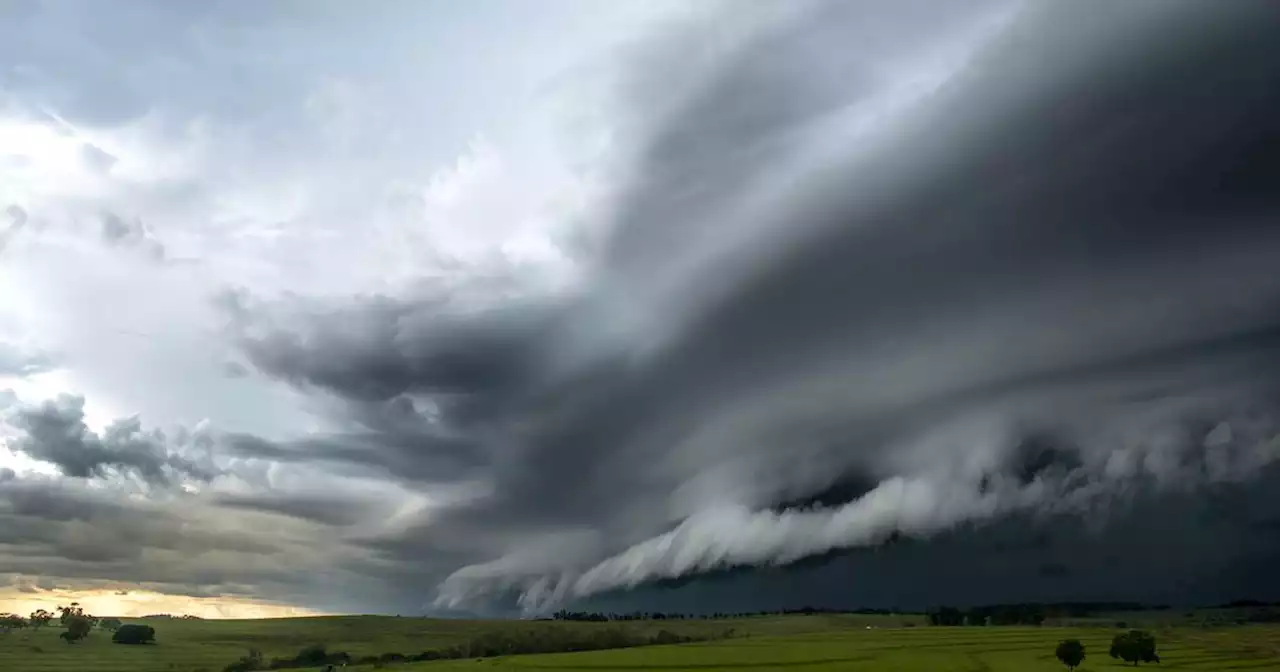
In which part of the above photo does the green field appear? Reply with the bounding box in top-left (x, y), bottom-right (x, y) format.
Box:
top-left (2, 614), bottom-right (1278, 672)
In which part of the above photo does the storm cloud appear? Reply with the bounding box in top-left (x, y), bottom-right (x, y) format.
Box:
top-left (208, 0), bottom-right (1280, 614)
top-left (3, 395), bottom-right (220, 486)
top-left (5, 0), bottom-right (1280, 617)
top-left (0, 473), bottom-right (405, 610)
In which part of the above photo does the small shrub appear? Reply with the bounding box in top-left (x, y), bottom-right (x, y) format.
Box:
top-left (652, 629), bottom-right (683, 645)
top-left (223, 649), bottom-right (264, 672)
top-left (294, 644), bottom-right (330, 667)
top-left (112, 624), bottom-right (156, 645)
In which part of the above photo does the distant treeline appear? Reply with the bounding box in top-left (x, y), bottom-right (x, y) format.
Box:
top-left (224, 628), bottom-right (734, 671)
top-left (1217, 600), bottom-right (1280, 609)
top-left (928, 602), bottom-right (1171, 627)
top-left (1197, 607), bottom-right (1280, 625)
top-left (140, 614), bottom-right (204, 620)
top-left (548, 606), bottom-right (898, 622)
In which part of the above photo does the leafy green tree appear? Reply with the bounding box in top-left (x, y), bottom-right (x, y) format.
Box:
top-left (57, 602), bottom-right (85, 625)
top-left (28, 609), bottom-right (53, 629)
top-left (1110, 629), bottom-right (1160, 665)
top-left (1055, 639), bottom-right (1086, 670)
top-left (0, 614), bottom-right (26, 634)
top-left (60, 615), bottom-right (93, 644)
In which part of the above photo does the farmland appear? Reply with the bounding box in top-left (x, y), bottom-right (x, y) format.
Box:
top-left (1, 613), bottom-right (1278, 671)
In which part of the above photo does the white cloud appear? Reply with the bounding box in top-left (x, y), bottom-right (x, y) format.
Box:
top-left (0, 0), bottom-right (689, 611)
top-left (0, 0), bottom-right (676, 441)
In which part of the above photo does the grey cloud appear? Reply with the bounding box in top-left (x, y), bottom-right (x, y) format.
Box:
top-left (80, 142), bottom-right (118, 173)
top-left (222, 391), bottom-right (495, 485)
top-left (0, 343), bottom-right (55, 378)
top-left (225, 430), bottom-right (487, 486)
top-left (100, 212), bottom-right (134, 243)
top-left (0, 205), bottom-right (27, 252)
top-left (211, 491), bottom-right (392, 528)
top-left (100, 212), bottom-right (165, 260)
top-left (220, 360), bottom-right (250, 378)
top-left (602, 0), bottom-right (1010, 280)
top-left (5, 205), bottom-right (26, 229)
top-left (583, 470), bottom-right (1280, 613)
top-left (229, 292), bottom-right (564, 403)
top-left (3, 395), bottom-right (219, 486)
top-left (0, 475), bottom-right (428, 613)
top-left (0, 468), bottom-right (13, 483)
top-left (222, 0), bottom-right (1280, 615)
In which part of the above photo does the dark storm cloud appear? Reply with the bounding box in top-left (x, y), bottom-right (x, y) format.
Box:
top-left (0, 478), bottom-right (240, 565)
top-left (211, 491), bottom-right (389, 527)
top-left (224, 0), bottom-right (1280, 614)
top-left (227, 291), bottom-right (563, 403)
top-left (224, 431), bottom-right (486, 486)
top-left (601, 0), bottom-right (1008, 279)
top-left (3, 395), bottom-right (219, 486)
top-left (584, 468), bottom-right (1280, 613)
top-left (222, 393), bottom-right (493, 485)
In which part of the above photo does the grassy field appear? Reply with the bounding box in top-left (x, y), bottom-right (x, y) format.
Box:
top-left (407, 625), bottom-right (1280, 671)
top-left (1, 613), bottom-right (1277, 672)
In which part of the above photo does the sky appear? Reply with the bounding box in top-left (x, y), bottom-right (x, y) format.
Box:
top-left (3, 0), bottom-right (1280, 618)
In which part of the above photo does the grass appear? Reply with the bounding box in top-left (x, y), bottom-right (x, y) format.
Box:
top-left (1, 613), bottom-right (1277, 672)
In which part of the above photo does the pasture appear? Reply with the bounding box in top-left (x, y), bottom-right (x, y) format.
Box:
top-left (1, 613), bottom-right (1278, 671)
top-left (410, 625), bottom-right (1280, 671)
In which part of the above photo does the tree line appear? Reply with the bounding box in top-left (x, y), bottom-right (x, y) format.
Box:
top-left (1055, 630), bottom-right (1160, 669)
top-left (927, 601), bottom-right (1174, 627)
top-left (0, 603), bottom-right (149, 645)
top-left (223, 627), bottom-right (736, 671)
top-left (549, 606), bottom-right (900, 622)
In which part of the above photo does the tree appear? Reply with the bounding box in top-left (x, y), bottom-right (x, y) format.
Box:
top-left (928, 607), bottom-right (965, 626)
top-left (99, 617), bottom-right (123, 631)
top-left (0, 614), bottom-right (26, 634)
top-left (111, 624), bottom-right (156, 645)
top-left (1056, 639), bottom-right (1086, 670)
top-left (29, 609), bottom-right (53, 629)
top-left (1110, 629), bottom-right (1160, 665)
top-left (57, 602), bottom-right (85, 625)
top-left (295, 644), bottom-right (332, 667)
top-left (61, 615), bottom-right (93, 644)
